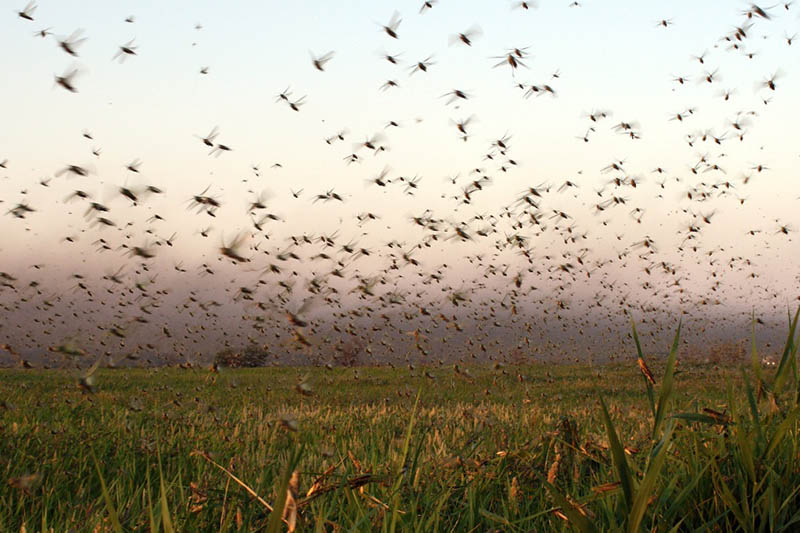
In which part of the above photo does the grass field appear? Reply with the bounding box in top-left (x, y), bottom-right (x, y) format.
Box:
top-left (2, 318), bottom-right (800, 532)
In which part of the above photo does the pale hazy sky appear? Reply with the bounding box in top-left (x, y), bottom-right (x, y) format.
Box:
top-left (1, 1), bottom-right (798, 363)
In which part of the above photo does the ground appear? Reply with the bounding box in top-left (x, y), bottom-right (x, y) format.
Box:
top-left (1, 359), bottom-right (797, 531)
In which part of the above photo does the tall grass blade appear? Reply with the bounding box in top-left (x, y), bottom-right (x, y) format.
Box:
top-left (90, 451), bottom-right (123, 533)
top-left (672, 413), bottom-right (731, 426)
top-left (743, 371), bottom-right (764, 446)
top-left (599, 396), bottom-right (634, 511)
top-left (710, 459), bottom-right (751, 529)
top-left (191, 450), bottom-right (274, 511)
top-left (146, 467), bottom-right (157, 533)
top-left (157, 447), bottom-right (175, 533)
top-left (389, 389), bottom-right (421, 533)
top-left (538, 474), bottom-right (598, 533)
top-left (729, 383), bottom-right (756, 483)
top-left (765, 405), bottom-right (800, 459)
top-left (653, 321), bottom-right (681, 440)
top-left (628, 421), bottom-right (673, 533)
top-left (630, 317), bottom-right (655, 417)
top-left (751, 311), bottom-right (765, 394)
top-left (773, 308), bottom-right (799, 395)
top-left (266, 444), bottom-right (302, 533)
top-left (662, 463), bottom-right (710, 523)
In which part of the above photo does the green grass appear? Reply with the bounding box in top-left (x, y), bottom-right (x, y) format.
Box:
top-left (2, 316), bottom-right (799, 531)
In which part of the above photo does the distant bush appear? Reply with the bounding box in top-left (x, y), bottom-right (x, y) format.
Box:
top-left (213, 344), bottom-right (268, 368)
top-left (702, 339), bottom-right (747, 364)
top-left (333, 338), bottom-right (366, 367)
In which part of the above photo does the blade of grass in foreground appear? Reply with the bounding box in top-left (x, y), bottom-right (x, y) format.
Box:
top-left (389, 388), bottom-right (421, 533)
top-left (661, 463), bottom-right (710, 524)
top-left (710, 458), bottom-right (751, 529)
top-left (538, 474), bottom-right (598, 533)
top-left (672, 413), bottom-right (731, 426)
top-left (751, 311), bottom-right (765, 396)
top-left (266, 466), bottom-right (292, 533)
top-left (600, 396), bottom-right (634, 512)
top-left (628, 421), bottom-right (674, 533)
top-left (765, 405), bottom-right (800, 459)
top-left (479, 508), bottom-right (511, 527)
top-left (91, 450), bottom-right (123, 533)
top-left (652, 321), bottom-right (681, 440)
top-left (266, 443), bottom-right (303, 533)
top-left (158, 446), bottom-right (175, 533)
top-left (191, 449), bottom-right (274, 511)
top-left (146, 467), bottom-right (157, 533)
top-left (743, 370), bottom-right (764, 446)
top-left (729, 383), bottom-right (756, 484)
top-left (630, 316), bottom-right (656, 418)
top-left (772, 308), bottom-right (799, 395)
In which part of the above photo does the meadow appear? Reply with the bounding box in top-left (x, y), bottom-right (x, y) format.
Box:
top-left (2, 317), bottom-right (800, 532)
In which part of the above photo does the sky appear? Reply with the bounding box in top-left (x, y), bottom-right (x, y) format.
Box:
top-left (0, 1), bottom-right (799, 366)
